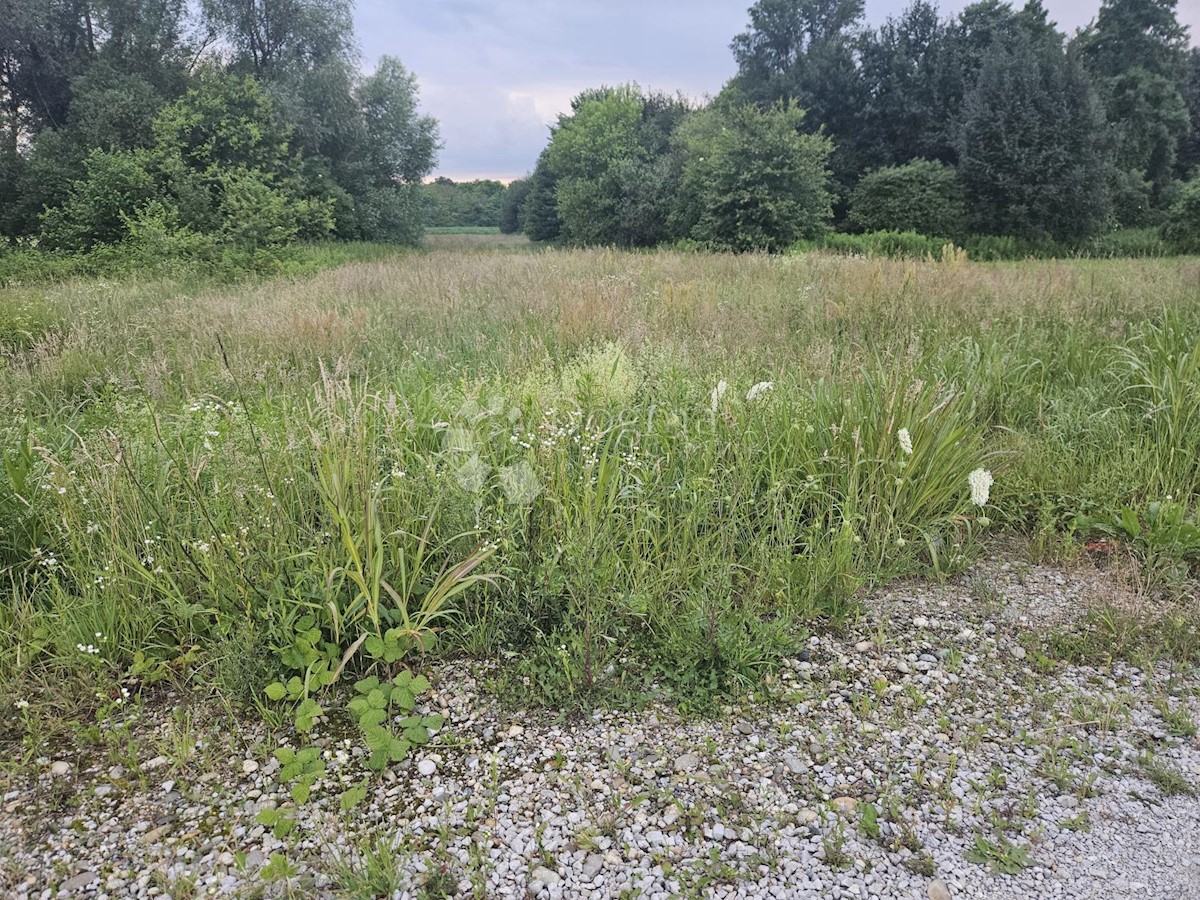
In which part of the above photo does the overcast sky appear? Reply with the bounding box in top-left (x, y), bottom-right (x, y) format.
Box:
top-left (352, 0), bottom-right (1200, 182)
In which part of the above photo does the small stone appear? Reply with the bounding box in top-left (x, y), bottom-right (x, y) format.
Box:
top-left (928, 877), bottom-right (952, 900)
top-left (582, 853), bottom-right (604, 881)
top-left (107, 765), bottom-right (125, 780)
top-left (531, 865), bottom-right (560, 885)
top-left (832, 797), bottom-right (857, 815)
top-left (59, 872), bottom-right (98, 893)
top-left (855, 640), bottom-right (873, 652)
top-left (913, 617), bottom-right (929, 629)
top-left (784, 755), bottom-right (807, 775)
top-left (242, 759), bottom-right (259, 774)
top-left (49, 761), bottom-right (70, 777)
top-left (735, 721), bottom-right (754, 735)
top-left (418, 759), bottom-right (437, 776)
top-left (507, 724), bottom-right (524, 737)
top-left (1010, 646), bottom-right (1027, 660)
top-left (675, 753), bottom-right (701, 773)
top-left (142, 756), bottom-right (169, 771)
top-left (94, 785), bottom-right (113, 798)
top-left (162, 779), bottom-right (175, 794)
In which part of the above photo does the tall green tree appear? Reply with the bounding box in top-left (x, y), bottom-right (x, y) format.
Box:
top-left (730, 0), bottom-right (867, 187)
top-left (1078, 0), bottom-right (1191, 215)
top-left (957, 33), bottom-right (1111, 241)
top-left (673, 100), bottom-right (832, 251)
top-left (542, 85), bottom-right (687, 247)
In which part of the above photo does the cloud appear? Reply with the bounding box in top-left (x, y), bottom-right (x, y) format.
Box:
top-left (354, 0), bottom-right (1199, 182)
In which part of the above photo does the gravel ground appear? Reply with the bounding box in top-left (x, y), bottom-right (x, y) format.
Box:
top-left (2, 556), bottom-right (1198, 899)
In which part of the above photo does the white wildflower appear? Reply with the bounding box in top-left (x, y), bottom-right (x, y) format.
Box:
top-left (968, 468), bottom-right (994, 507)
top-left (711, 380), bottom-right (728, 412)
top-left (15, 699), bottom-right (29, 710)
top-left (746, 381), bottom-right (774, 402)
top-left (897, 428), bottom-right (913, 456)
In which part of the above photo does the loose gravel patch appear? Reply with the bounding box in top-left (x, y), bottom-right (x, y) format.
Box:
top-left (2, 557), bottom-right (1198, 899)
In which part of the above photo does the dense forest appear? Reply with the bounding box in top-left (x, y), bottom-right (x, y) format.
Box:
top-left (0, 0), bottom-right (438, 272)
top-left (2, 0), bottom-right (1200, 270)
top-left (504, 0), bottom-right (1200, 256)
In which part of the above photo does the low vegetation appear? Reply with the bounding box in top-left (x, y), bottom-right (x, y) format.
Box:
top-left (1, 245), bottom-right (1198, 729)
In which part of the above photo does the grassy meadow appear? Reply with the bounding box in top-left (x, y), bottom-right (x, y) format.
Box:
top-left (1, 242), bottom-right (1199, 724)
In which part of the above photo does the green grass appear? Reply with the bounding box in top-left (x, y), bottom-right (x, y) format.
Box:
top-left (424, 226), bottom-right (502, 234)
top-left (0, 248), bottom-right (1198, 719)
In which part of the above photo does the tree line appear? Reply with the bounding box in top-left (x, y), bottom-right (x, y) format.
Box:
top-left (1, 0), bottom-right (438, 271)
top-left (504, 0), bottom-right (1200, 255)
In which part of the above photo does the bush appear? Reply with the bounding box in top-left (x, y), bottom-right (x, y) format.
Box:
top-left (1080, 228), bottom-right (1168, 258)
top-left (1161, 179), bottom-right (1200, 255)
top-left (962, 234), bottom-right (1065, 260)
top-left (675, 101), bottom-right (833, 251)
top-left (848, 160), bottom-right (966, 239)
top-left (795, 230), bottom-right (953, 259)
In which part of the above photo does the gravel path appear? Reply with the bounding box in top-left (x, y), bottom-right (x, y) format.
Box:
top-left (2, 557), bottom-right (1198, 899)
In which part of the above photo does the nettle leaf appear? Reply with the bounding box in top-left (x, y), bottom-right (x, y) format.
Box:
top-left (340, 778), bottom-right (370, 811)
top-left (402, 724), bottom-right (430, 745)
top-left (355, 676), bottom-right (381, 695)
top-left (265, 682), bottom-right (287, 701)
top-left (275, 748), bottom-right (296, 766)
top-left (255, 808), bottom-right (280, 826)
top-left (290, 781), bottom-right (312, 805)
top-left (367, 748), bottom-right (390, 771)
top-left (363, 724), bottom-right (393, 754)
top-left (272, 815), bottom-right (296, 839)
top-left (392, 686), bottom-right (415, 711)
top-left (297, 748), bottom-right (321, 766)
top-left (358, 708), bottom-right (386, 729)
top-left (389, 736), bottom-right (412, 761)
top-left (295, 698), bottom-right (322, 732)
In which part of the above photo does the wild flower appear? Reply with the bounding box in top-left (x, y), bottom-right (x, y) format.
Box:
top-left (898, 428), bottom-right (913, 456)
top-left (968, 468), bottom-right (994, 507)
top-left (711, 380), bottom-right (728, 412)
top-left (76, 643), bottom-right (100, 655)
top-left (746, 381), bottom-right (774, 402)
top-left (15, 699), bottom-right (29, 710)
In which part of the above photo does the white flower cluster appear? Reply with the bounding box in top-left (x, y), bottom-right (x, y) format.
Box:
top-left (897, 427), bottom-right (913, 456)
top-left (711, 380), bottom-right (728, 412)
top-left (968, 468), bottom-right (993, 507)
top-left (746, 382), bottom-right (774, 402)
top-left (76, 643), bottom-right (100, 655)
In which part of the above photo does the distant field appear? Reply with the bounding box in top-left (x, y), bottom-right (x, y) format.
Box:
top-left (1, 246), bottom-right (1198, 714)
top-left (424, 225), bottom-right (502, 234)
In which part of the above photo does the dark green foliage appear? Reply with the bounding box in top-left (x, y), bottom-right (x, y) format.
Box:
top-left (957, 34), bottom-right (1111, 242)
top-left (543, 84), bottom-right (688, 247)
top-left (523, 153), bottom-right (562, 242)
top-left (422, 178), bottom-right (507, 228)
top-left (2, 0), bottom-right (437, 265)
top-left (674, 101), bottom-right (832, 251)
top-left (499, 177), bottom-right (532, 234)
top-left (731, 0), bottom-right (868, 188)
top-left (848, 160), bottom-right (965, 237)
top-left (1160, 178), bottom-right (1200, 254)
top-left (801, 229), bottom-right (953, 258)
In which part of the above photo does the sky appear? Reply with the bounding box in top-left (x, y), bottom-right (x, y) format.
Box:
top-left (352, 0), bottom-right (1200, 182)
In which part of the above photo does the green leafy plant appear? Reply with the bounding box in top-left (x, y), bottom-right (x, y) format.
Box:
top-left (274, 746), bottom-right (326, 804)
top-left (347, 672), bottom-right (444, 771)
top-left (965, 832), bottom-right (1035, 874)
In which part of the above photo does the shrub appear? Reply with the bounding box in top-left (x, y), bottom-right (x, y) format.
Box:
top-left (795, 230), bottom-right (952, 259)
top-left (675, 100), bottom-right (833, 251)
top-left (1080, 228), bottom-right (1168, 258)
top-left (848, 160), bottom-right (966, 239)
top-left (1161, 179), bottom-right (1200, 255)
